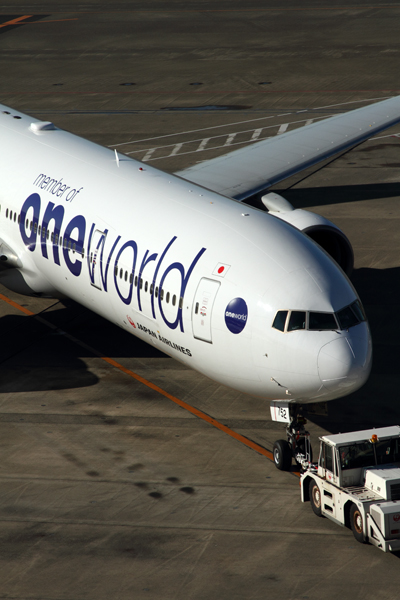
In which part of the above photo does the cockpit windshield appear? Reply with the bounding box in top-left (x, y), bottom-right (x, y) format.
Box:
top-left (272, 300), bottom-right (366, 333)
top-left (339, 438), bottom-right (400, 470)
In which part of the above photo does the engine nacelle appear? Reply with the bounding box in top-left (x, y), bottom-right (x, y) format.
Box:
top-left (261, 192), bottom-right (354, 277)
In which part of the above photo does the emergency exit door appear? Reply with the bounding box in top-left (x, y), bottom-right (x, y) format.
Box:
top-left (192, 278), bottom-right (220, 343)
top-left (89, 229), bottom-right (106, 290)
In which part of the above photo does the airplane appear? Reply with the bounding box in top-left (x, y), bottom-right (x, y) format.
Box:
top-left (1, 96), bottom-right (400, 470)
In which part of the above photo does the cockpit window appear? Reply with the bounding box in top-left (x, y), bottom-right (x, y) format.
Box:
top-left (309, 312), bottom-right (338, 331)
top-left (336, 302), bottom-right (362, 330)
top-left (272, 310), bottom-right (288, 332)
top-left (287, 311), bottom-right (306, 332)
top-left (350, 300), bottom-right (366, 323)
top-left (272, 300), bottom-right (366, 333)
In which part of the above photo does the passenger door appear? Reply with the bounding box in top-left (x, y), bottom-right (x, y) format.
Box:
top-left (192, 278), bottom-right (220, 343)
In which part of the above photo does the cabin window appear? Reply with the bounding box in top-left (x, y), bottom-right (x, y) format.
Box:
top-left (160, 289), bottom-right (164, 301)
top-left (155, 287), bottom-right (158, 298)
top-left (150, 283), bottom-right (154, 295)
top-left (145, 281), bottom-right (148, 292)
top-left (124, 271), bottom-right (128, 282)
top-left (129, 273), bottom-right (133, 284)
top-left (172, 294), bottom-right (176, 306)
top-left (179, 297), bottom-right (183, 309)
top-left (139, 278), bottom-right (143, 290)
top-left (5, 209), bottom-right (8, 218)
top-left (134, 276), bottom-right (138, 287)
top-left (34, 223), bottom-right (37, 234)
top-left (166, 292), bottom-right (170, 303)
top-left (195, 302), bottom-right (199, 315)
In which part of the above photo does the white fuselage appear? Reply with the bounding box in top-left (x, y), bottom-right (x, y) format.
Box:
top-left (0, 105), bottom-right (372, 403)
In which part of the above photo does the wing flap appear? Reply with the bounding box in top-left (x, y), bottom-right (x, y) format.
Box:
top-left (175, 95), bottom-right (400, 200)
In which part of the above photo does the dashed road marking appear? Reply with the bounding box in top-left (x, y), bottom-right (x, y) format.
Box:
top-left (277, 123), bottom-right (289, 134)
top-left (130, 115), bottom-right (329, 162)
top-left (251, 128), bottom-right (263, 140)
top-left (111, 95), bottom-right (391, 151)
top-left (169, 142), bottom-right (183, 156)
top-left (224, 133), bottom-right (237, 146)
top-left (196, 138), bottom-right (210, 151)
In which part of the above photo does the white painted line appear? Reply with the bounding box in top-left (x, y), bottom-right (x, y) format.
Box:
top-left (142, 148), bottom-right (156, 161)
top-left (277, 123), bottom-right (289, 135)
top-left (111, 115), bottom-right (277, 147)
top-left (143, 136), bottom-right (273, 161)
top-left (251, 128), bottom-right (263, 140)
top-left (197, 138), bottom-right (210, 151)
top-left (369, 132), bottom-right (400, 140)
top-left (169, 143), bottom-right (183, 156)
top-left (224, 133), bottom-right (237, 146)
top-left (305, 120), bottom-right (314, 126)
top-left (126, 115), bottom-right (330, 156)
top-left (110, 96), bottom-right (392, 148)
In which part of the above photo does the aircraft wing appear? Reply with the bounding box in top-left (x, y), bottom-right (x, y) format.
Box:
top-left (175, 95), bottom-right (400, 201)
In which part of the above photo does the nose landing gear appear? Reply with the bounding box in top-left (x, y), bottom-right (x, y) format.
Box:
top-left (271, 402), bottom-right (313, 471)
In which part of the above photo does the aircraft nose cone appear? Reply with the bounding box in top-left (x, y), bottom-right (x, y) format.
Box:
top-left (318, 325), bottom-right (372, 392)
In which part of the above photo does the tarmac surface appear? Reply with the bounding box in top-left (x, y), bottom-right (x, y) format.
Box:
top-left (1, 1), bottom-right (400, 599)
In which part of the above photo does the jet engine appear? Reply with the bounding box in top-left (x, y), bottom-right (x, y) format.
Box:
top-left (261, 192), bottom-right (354, 277)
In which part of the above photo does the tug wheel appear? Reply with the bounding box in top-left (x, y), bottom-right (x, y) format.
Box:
top-left (350, 504), bottom-right (366, 543)
top-left (309, 480), bottom-right (322, 517)
top-left (273, 439), bottom-right (292, 471)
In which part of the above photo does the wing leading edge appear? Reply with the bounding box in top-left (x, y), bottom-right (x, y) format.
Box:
top-left (175, 95), bottom-right (400, 201)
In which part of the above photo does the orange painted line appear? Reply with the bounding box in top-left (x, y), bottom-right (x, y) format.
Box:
top-left (19, 19), bottom-right (78, 24)
top-left (0, 292), bottom-right (274, 462)
top-left (0, 293), bottom-right (34, 316)
top-left (0, 15), bottom-right (32, 28)
top-left (101, 356), bottom-right (274, 460)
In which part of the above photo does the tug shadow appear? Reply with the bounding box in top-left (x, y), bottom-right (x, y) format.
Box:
top-left (309, 266), bottom-right (400, 433)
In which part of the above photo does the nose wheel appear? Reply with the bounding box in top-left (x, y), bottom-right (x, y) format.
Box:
top-left (272, 404), bottom-right (313, 471)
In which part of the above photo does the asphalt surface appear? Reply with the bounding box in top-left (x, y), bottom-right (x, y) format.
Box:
top-left (1, 2), bottom-right (400, 599)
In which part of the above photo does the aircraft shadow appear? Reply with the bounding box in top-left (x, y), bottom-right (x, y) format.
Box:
top-left (1, 265), bottom-right (399, 425)
top-left (309, 265), bottom-right (400, 433)
top-left (0, 300), bottom-right (167, 394)
top-left (245, 181), bottom-right (400, 210)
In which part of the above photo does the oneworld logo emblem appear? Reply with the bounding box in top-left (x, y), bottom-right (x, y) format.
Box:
top-left (225, 298), bottom-right (248, 334)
